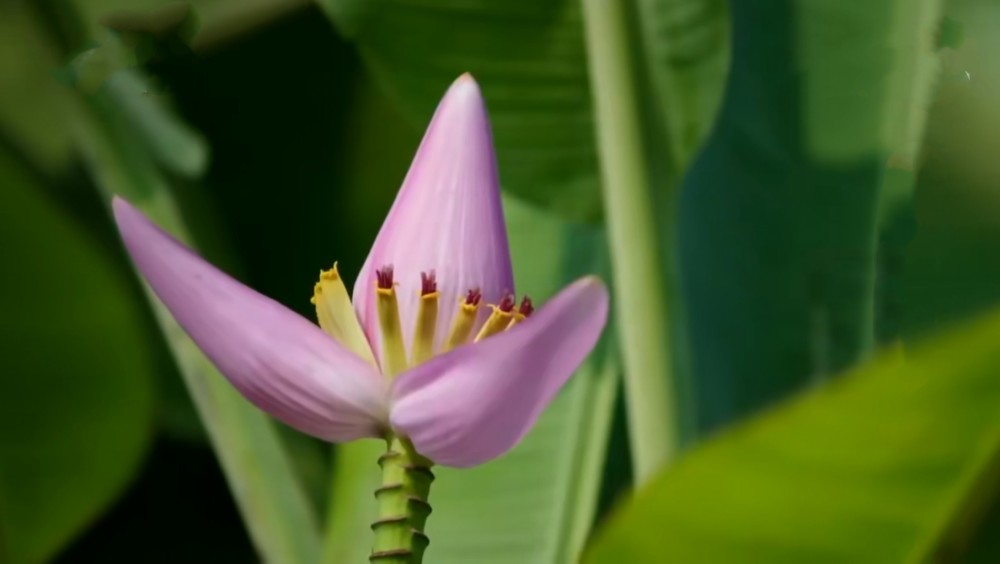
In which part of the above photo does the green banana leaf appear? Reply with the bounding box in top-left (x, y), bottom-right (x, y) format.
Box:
top-left (633, 0), bottom-right (729, 170)
top-left (587, 306), bottom-right (1000, 562)
top-left (678, 0), bottom-right (942, 431)
top-left (319, 0), bottom-right (602, 222)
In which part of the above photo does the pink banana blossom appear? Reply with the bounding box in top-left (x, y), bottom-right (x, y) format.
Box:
top-left (113, 74), bottom-right (608, 469)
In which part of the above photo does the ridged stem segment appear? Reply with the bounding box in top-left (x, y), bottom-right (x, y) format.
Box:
top-left (371, 437), bottom-right (435, 563)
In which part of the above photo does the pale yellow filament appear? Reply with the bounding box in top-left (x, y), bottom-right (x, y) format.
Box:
top-left (505, 312), bottom-right (526, 331)
top-left (445, 301), bottom-right (479, 351)
top-left (474, 306), bottom-right (513, 342)
top-left (376, 286), bottom-right (408, 377)
top-left (311, 264), bottom-right (376, 366)
top-left (411, 292), bottom-right (439, 365)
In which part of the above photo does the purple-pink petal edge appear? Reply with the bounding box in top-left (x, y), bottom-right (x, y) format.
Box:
top-left (389, 276), bottom-right (609, 467)
top-left (112, 197), bottom-right (387, 442)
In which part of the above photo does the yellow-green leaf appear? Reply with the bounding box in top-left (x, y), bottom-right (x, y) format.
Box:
top-left (587, 307), bottom-right (1000, 562)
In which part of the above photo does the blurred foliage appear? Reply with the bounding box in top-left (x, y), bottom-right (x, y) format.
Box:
top-left (319, 0), bottom-right (603, 222)
top-left (0, 150), bottom-right (155, 563)
top-left (679, 0), bottom-right (941, 432)
top-left (0, 0), bottom-right (999, 561)
top-left (588, 307), bottom-right (1000, 562)
top-left (633, 0), bottom-right (729, 170)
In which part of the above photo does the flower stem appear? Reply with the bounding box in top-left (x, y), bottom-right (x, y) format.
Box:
top-left (580, 0), bottom-right (680, 483)
top-left (370, 437), bottom-right (435, 563)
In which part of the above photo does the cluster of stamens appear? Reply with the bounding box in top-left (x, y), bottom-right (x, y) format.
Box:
top-left (312, 263), bottom-right (533, 377)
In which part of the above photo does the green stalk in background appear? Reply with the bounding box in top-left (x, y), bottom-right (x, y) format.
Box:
top-left (580, 0), bottom-right (679, 482)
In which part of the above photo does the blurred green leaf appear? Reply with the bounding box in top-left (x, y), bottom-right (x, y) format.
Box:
top-left (678, 0), bottom-right (942, 431)
top-left (587, 307), bottom-right (1000, 562)
top-left (99, 67), bottom-right (208, 177)
top-left (900, 0), bottom-right (1000, 342)
top-left (62, 32), bottom-right (209, 178)
top-left (0, 149), bottom-right (155, 563)
top-left (633, 0), bottom-right (729, 169)
top-left (0, 4), bottom-right (75, 172)
top-left (72, 0), bottom-right (310, 49)
top-left (320, 0), bottom-right (603, 222)
top-left (100, 1), bottom-right (198, 52)
top-left (875, 1), bottom-right (959, 345)
top-left (963, 498), bottom-right (1000, 563)
top-left (936, 16), bottom-right (965, 50)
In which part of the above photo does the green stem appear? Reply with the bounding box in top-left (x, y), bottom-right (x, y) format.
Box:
top-left (580, 0), bottom-right (679, 483)
top-left (370, 437), bottom-right (435, 563)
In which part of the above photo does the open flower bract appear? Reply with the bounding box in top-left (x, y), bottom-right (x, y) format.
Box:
top-left (113, 75), bottom-right (608, 467)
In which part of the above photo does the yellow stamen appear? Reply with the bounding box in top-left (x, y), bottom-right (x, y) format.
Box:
top-left (411, 291), bottom-right (439, 365)
top-left (376, 286), bottom-right (408, 376)
top-left (445, 301), bottom-right (479, 351)
top-left (475, 305), bottom-right (514, 342)
top-left (312, 263), bottom-right (376, 366)
top-left (505, 312), bottom-right (526, 330)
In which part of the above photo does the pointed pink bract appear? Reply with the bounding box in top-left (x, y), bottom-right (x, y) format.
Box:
top-left (389, 277), bottom-right (609, 467)
top-left (354, 75), bottom-right (514, 360)
top-left (113, 197), bottom-right (387, 442)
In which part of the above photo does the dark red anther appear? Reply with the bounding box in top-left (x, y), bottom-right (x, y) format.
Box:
top-left (498, 291), bottom-right (516, 313)
top-left (465, 288), bottom-right (483, 306)
top-left (375, 265), bottom-right (394, 289)
top-left (420, 271), bottom-right (437, 295)
top-left (518, 296), bottom-right (534, 317)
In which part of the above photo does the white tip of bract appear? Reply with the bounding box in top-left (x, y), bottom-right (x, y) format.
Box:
top-left (451, 72), bottom-right (480, 93)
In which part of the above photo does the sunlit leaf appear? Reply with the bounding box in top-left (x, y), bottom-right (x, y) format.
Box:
top-left (588, 307), bottom-right (1000, 562)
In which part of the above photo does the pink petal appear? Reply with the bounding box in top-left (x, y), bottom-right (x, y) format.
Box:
top-left (353, 74), bottom-right (514, 358)
top-left (389, 277), bottom-right (609, 467)
top-left (112, 197), bottom-right (387, 442)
